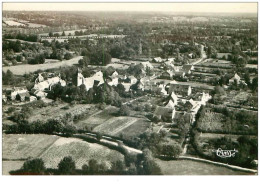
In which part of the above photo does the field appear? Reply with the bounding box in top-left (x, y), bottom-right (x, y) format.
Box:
top-left (155, 159), bottom-right (254, 175)
top-left (93, 116), bottom-right (139, 136)
top-left (39, 137), bottom-right (124, 169)
top-left (2, 56), bottom-right (83, 75)
top-left (3, 134), bottom-right (59, 160)
top-left (2, 134), bottom-right (124, 175)
top-left (75, 106), bottom-right (118, 129)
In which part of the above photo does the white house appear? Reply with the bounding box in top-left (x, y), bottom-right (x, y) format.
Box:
top-left (77, 69), bottom-right (104, 91)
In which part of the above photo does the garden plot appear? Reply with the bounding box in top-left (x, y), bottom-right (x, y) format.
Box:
top-left (93, 116), bottom-right (139, 136)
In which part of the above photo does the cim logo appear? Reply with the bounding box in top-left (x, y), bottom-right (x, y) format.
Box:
top-left (212, 148), bottom-right (238, 158)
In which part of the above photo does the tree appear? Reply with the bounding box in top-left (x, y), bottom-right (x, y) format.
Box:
top-left (58, 156), bottom-right (76, 175)
top-left (49, 32), bottom-right (53, 37)
top-left (64, 52), bottom-right (73, 60)
top-left (119, 105), bottom-right (130, 116)
top-left (62, 31), bottom-right (66, 36)
top-left (3, 70), bottom-right (14, 85)
top-left (160, 144), bottom-right (182, 158)
top-left (78, 56), bottom-right (90, 67)
top-left (22, 158), bottom-right (46, 174)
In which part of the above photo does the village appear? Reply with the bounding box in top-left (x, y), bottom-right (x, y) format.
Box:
top-left (2, 9), bottom-right (258, 175)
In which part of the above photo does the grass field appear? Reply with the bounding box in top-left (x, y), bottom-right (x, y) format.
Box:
top-left (2, 56), bottom-right (83, 75)
top-left (155, 159), bottom-right (254, 175)
top-left (2, 134), bottom-right (124, 174)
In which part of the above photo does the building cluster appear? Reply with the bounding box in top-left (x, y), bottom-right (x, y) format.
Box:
top-left (3, 73), bottom-right (66, 104)
top-left (153, 82), bottom-right (212, 124)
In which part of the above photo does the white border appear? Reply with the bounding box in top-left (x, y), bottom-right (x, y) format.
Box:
top-left (0, 1), bottom-right (259, 193)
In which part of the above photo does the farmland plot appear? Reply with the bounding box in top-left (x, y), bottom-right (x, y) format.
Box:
top-left (39, 137), bottom-right (124, 169)
top-left (3, 134), bottom-right (59, 160)
top-left (3, 134), bottom-right (124, 174)
top-left (75, 106), bottom-right (118, 128)
top-left (93, 117), bottom-right (138, 136)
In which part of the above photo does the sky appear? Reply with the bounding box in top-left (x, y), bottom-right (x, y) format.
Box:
top-left (2, 2), bottom-right (258, 13)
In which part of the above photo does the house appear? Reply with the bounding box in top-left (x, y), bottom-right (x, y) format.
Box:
top-left (154, 106), bottom-right (176, 121)
top-left (77, 69), bottom-right (104, 91)
top-left (167, 58), bottom-right (175, 63)
top-left (158, 84), bottom-right (168, 95)
top-left (229, 73), bottom-right (241, 85)
top-left (182, 65), bottom-right (194, 74)
top-left (10, 87), bottom-right (28, 100)
top-left (107, 76), bottom-right (118, 86)
top-left (16, 92), bottom-right (30, 102)
top-left (167, 83), bottom-right (192, 96)
top-left (121, 83), bottom-right (131, 92)
top-left (153, 57), bottom-right (163, 63)
top-left (33, 76), bottom-right (66, 91)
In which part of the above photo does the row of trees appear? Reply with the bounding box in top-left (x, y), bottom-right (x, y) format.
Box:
top-left (10, 149), bottom-right (162, 175)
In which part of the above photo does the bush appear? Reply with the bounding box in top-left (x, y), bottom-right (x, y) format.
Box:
top-left (58, 156), bottom-right (76, 175)
top-left (22, 158), bottom-right (46, 175)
